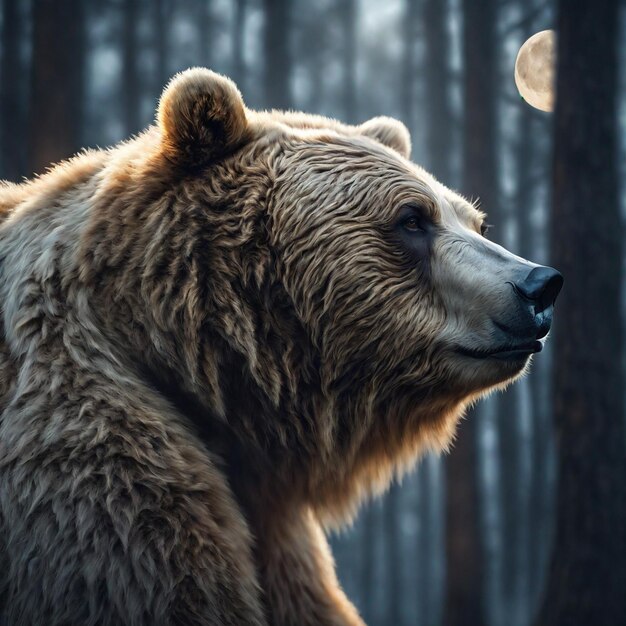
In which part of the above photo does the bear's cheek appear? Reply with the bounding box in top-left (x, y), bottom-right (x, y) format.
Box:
top-left (427, 235), bottom-right (490, 322)
top-left (394, 230), bottom-right (434, 280)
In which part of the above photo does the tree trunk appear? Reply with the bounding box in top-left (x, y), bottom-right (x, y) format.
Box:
top-left (338, 0), bottom-right (357, 123)
top-left (444, 1), bottom-right (498, 624)
top-left (154, 0), bottom-right (170, 89)
top-left (360, 503), bottom-right (377, 623)
top-left (399, 0), bottom-right (420, 155)
top-left (422, 0), bottom-right (451, 180)
top-left (262, 0), bottom-right (291, 110)
top-left (498, 379), bottom-right (522, 610)
top-left (122, 0), bottom-right (140, 136)
top-left (534, 1), bottom-right (626, 624)
top-left (384, 483), bottom-right (403, 625)
top-left (232, 0), bottom-right (246, 88)
top-left (444, 417), bottom-right (485, 626)
top-left (1, 0), bottom-right (26, 181)
top-left (420, 455), bottom-right (443, 626)
top-left (198, 0), bottom-right (214, 70)
top-left (29, 0), bottom-right (85, 176)
top-left (294, 3), bottom-right (325, 114)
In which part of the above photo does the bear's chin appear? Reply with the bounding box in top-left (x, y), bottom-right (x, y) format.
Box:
top-left (446, 351), bottom-right (533, 397)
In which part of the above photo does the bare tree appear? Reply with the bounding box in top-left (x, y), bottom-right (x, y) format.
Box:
top-left (535, 1), bottom-right (626, 623)
top-left (444, 418), bottom-right (486, 626)
top-left (122, 0), bottom-right (140, 136)
top-left (29, 0), bottom-right (85, 176)
top-left (291, 0), bottom-right (327, 114)
top-left (262, 0), bottom-right (292, 109)
top-left (197, 0), bottom-right (214, 70)
top-left (232, 0), bottom-right (246, 88)
top-left (154, 0), bottom-right (171, 91)
top-left (360, 503), bottom-right (378, 623)
top-left (383, 483), bottom-right (403, 625)
top-left (1, 0), bottom-right (26, 181)
top-left (338, 0), bottom-right (357, 123)
top-left (423, 0), bottom-right (452, 180)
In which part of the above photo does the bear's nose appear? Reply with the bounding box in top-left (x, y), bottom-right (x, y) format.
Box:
top-left (515, 266), bottom-right (563, 311)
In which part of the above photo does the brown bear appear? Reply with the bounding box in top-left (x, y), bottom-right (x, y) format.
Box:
top-left (0, 68), bottom-right (562, 625)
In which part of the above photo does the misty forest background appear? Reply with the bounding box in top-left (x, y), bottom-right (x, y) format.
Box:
top-left (1, 1), bottom-right (625, 625)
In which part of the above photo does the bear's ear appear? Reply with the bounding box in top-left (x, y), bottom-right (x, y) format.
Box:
top-left (359, 116), bottom-right (412, 159)
top-left (157, 68), bottom-right (248, 165)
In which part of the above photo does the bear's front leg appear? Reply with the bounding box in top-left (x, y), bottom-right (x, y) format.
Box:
top-left (0, 370), bottom-right (266, 626)
top-left (254, 505), bottom-right (366, 626)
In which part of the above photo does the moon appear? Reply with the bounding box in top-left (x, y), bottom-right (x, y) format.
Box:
top-left (514, 30), bottom-right (556, 112)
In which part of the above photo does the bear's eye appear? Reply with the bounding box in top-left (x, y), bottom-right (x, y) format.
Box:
top-left (394, 204), bottom-right (432, 238)
top-left (403, 216), bottom-right (423, 233)
top-left (480, 222), bottom-right (492, 237)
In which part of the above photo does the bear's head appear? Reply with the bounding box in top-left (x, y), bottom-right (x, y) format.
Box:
top-left (87, 69), bottom-right (562, 521)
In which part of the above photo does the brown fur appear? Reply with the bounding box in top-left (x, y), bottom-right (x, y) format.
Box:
top-left (0, 68), bottom-right (530, 625)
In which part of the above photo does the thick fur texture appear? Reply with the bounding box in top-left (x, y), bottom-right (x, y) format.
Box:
top-left (0, 69), bottom-right (537, 625)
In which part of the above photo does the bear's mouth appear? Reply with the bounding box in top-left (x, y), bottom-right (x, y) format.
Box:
top-left (456, 340), bottom-right (543, 361)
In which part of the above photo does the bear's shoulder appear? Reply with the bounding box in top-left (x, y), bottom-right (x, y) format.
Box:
top-left (0, 131), bottom-right (166, 224)
top-left (0, 149), bottom-right (109, 219)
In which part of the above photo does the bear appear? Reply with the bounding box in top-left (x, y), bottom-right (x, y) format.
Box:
top-left (0, 68), bottom-right (562, 625)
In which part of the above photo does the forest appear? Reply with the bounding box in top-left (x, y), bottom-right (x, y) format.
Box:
top-left (1, 1), bottom-right (625, 625)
